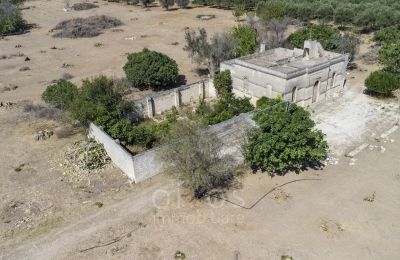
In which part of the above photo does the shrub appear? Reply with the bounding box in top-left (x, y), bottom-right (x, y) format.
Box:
top-left (331, 32), bottom-right (360, 61)
top-left (159, 119), bottom-right (240, 199)
top-left (22, 103), bottom-right (61, 120)
top-left (159, 0), bottom-right (174, 10)
top-left (232, 24), bottom-right (258, 57)
top-left (287, 24), bottom-right (340, 51)
top-left (123, 48), bottom-right (179, 90)
top-left (378, 43), bottom-right (400, 75)
top-left (243, 99), bottom-right (328, 174)
top-left (42, 80), bottom-right (78, 109)
top-left (72, 2), bottom-right (98, 10)
top-left (198, 93), bottom-right (254, 125)
top-left (232, 4), bottom-right (245, 22)
top-left (0, 0), bottom-right (25, 35)
top-left (256, 0), bottom-right (286, 22)
top-left (373, 27), bottom-right (400, 45)
top-left (365, 70), bottom-right (400, 96)
top-left (68, 76), bottom-right (130, 125)
top-left (52, 15), bottom-right (122, 38)
top-left (256, 96), bottom-right (270, 108)
top-left (213, 70), bottom-right (232, 96)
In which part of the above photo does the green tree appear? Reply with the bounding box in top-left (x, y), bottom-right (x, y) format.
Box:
top-left (42, 80), bottom-right (78, 109)
top-left (333, 5), bottom-right (354, 28)
top-left (184, 28), bottom-right (237, 75)
top-left (287, 24), bottom-right (340, 51)
top-left (378, 43), bottom-right (400, 75)
top-left (159, 119), bottom-right (240, 199)
top-left (331, 32), bottom-right (360, 61)
top-left (256, 0), bottom-right (286, 22)
top-left (123, 48), bottom-right (179, 90)
top-left (373, 27), bottom-right (400, 45)
top-left (68, 76), bottom-right (130, 125)
top-left (213, 70), bottom-right (232, 96)
top-left (243, 98), bottom-right (328, 174)
top-left (0, 0), bottom-right (25, 35)
top-left (365, 70), bottom-right (400, 96)
top-left (232, 24), bottom-right (258, 57)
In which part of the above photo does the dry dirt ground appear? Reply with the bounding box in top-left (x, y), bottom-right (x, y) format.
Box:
top-left (3, 124), bottom-right (400, 260)
top-left (0, 0), bottom-right (236, 103)
top-left (1, 1), bottom-right (400, 259)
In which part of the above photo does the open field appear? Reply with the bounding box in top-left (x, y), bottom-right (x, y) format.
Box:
top-left (0, 0), bottom-right (236, 102)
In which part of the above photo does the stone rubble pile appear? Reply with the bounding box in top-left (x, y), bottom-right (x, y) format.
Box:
top-left (62, 139), bottom-right (111, 183)
top-left (34, 130), bottom-right (54, 141)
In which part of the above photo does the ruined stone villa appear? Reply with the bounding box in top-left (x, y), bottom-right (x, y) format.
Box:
top-left (221, 40), bottom-right (349, 106)
top-left (96, 41), bottom-right (350, 182)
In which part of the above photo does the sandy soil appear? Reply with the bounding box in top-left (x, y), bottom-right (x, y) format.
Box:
top-left (0, 0), bottom-right (236, 103)
top-left (3, 126), bottom-right (400, 260)
top-left (1, 1), bottom-right (400, 259)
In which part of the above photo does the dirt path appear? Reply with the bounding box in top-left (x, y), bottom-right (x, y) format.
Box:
top-left (2, 181), bottom-right (173, 260)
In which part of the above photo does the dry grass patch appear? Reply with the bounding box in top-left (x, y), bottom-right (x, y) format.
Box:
top-left (52, 15), bottom-right (122, 38)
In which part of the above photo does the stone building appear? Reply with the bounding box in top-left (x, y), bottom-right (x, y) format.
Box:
top-left (220, 40), bottom-right (349, 106)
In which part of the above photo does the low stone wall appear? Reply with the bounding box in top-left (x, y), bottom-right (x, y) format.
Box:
top-left (134, 80), bottom-right (217, 118)
top-left (89, 113), bottom-right (256, 183)
top-left (88, 123), bottom-right (136, 182)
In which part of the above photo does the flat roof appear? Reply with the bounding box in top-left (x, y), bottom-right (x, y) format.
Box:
top-left (234, 47), bottom-right (346, 76)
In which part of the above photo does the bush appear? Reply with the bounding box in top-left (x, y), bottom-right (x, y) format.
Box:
top-left (198, 93), bottom-right (254, 125)
top-left (243, 99), bottom-right (328, 174)
top-left (68, 76), bottom-right (130, 125)
top-left (378, 43), bottom-right (400, 75)
top-left (213, 70), bottom-right (232, 96)
top-left (256, 96), bottom-right (270, 108)
top-left (365, 70), bottom-right (400, 96)
top-left (373, 27), bottom-right (400, 45)
top-left (232, 24), bottom-right (258, 57)
top-left (22, 103), bottom-right (61, 120)
top-left (52, 15), bottom-right (122, 38)
top-left (42, 80), bottom-right (78, 109)
top-left (123, 48), bottom-right (179, 90)
top-left (72, 2), bottom-right (98, 10)
top-left (0, 0), bottom-right (25, 35)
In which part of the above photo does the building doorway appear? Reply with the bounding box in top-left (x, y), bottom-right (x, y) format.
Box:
top-left (331, 72), bottom-right (336, 88)
top-left (312, 81), bottom-right (320, 103)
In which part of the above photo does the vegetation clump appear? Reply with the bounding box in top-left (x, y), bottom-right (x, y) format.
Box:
top-left (0, 0), bottom-right (25, 35)
top-left (123, 48), bottom-right (179, 90)
top-left (52, 15), bottom-right (122, 38)
top-left (243, 98), bottom-right (328, 175)
top-left (160, 120), bottom-right (241, 199)
top-left (365, 70), bottom-right (399, 96)
top-left (41, 80), bottom-right (78, 110)
top-left (72, 2), bottom-right (98, 11)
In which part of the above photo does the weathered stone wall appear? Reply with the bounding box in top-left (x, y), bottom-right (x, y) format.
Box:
top-left (89, 113), bottom-right (256, 183)
top-left (88, 123), bottom-right (136, 182)
top-left (134, 80), bottom-right (217, 118)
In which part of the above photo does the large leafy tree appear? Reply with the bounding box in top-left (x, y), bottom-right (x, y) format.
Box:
top-left (243, 98), bottom-right (328, 174)
top-left (123, 48), bottom-right (179, 90)
top-left (232, 24), bottom-right (258, 57)
top-left (287, 24), bottom-right (340, 51)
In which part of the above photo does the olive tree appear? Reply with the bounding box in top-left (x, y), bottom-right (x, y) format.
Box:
top-left (159, 119), bottom-right (240, 199)
top-left (184, 28), bottom-right (237, 75)
top-left (159, 0), bottom-right (174, 10)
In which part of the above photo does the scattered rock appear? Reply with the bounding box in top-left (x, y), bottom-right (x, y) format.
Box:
top-left (34, 129), bottom-right (54, 141)
top-left (24, 56), bottom-right (30, 61)
top-left (15, 44), bottom-right (22, 48)
top-left (19, 66), bottom-right (30, 71)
